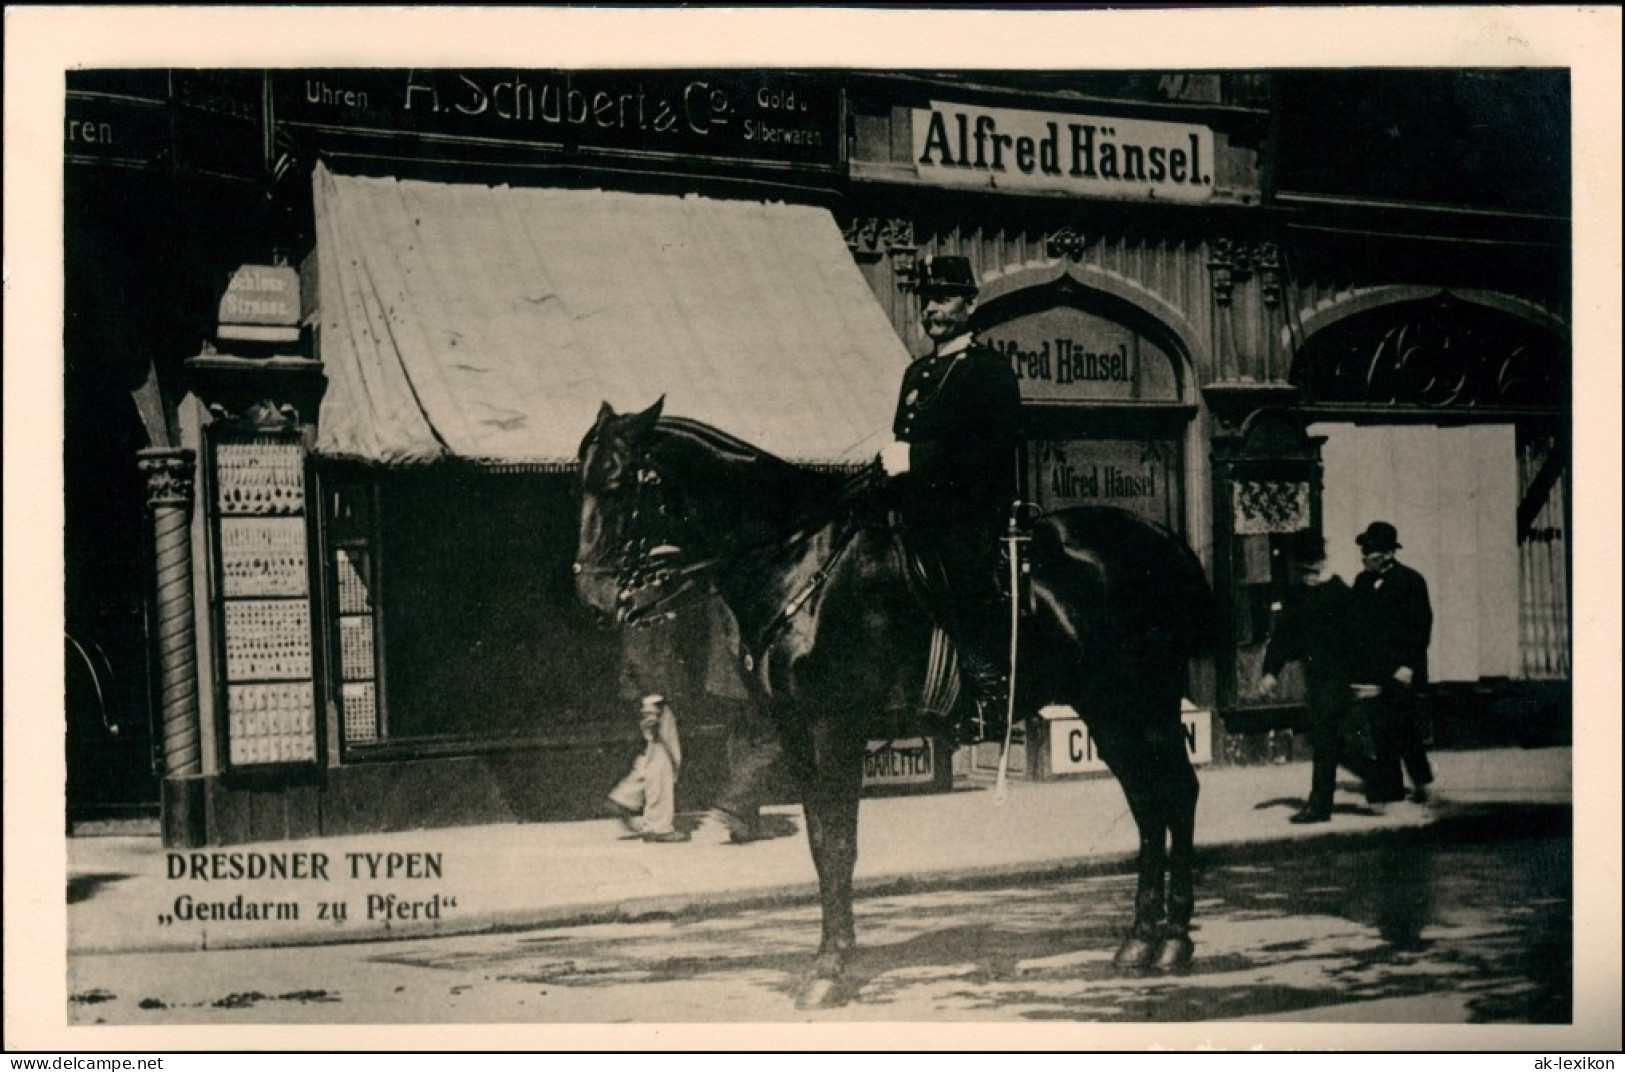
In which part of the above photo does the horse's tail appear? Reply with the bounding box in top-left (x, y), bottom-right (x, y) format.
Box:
top-left (1167, 539), bottom-right (1219, 660)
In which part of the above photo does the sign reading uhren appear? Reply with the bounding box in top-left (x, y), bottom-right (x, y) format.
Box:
top-left (274, 71), bottom-right (840, 171)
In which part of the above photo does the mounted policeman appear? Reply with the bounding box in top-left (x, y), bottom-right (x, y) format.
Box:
top-left (877, 254), bottom-right (1023, 744)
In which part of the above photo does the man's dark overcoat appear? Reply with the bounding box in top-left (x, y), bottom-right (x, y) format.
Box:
top-left (1353, 558), bottom-right (1435, 798)
top-left (1353, 560), bottom-right (1433, 686)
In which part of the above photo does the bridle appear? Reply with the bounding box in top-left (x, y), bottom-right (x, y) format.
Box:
top-left (577, 423), bottom-right (886, 648)
top-left (576, 437), bottom-right (718, 628)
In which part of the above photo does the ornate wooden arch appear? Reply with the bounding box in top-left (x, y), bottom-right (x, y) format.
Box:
top-left (1287, 288), bottom-right (1569, 411)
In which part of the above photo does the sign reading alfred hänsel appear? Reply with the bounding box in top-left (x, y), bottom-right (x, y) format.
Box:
top-left (913, 100), bottom-right (1215, 202)
top-left (274, 70), bottom-right (840, 169)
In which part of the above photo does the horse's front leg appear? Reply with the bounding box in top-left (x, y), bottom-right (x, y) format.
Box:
top-left (795, 732), bottom-right (864, 1009)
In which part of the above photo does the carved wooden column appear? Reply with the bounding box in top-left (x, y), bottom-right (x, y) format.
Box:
top-left (138, 447), bottom-right (202, 779)
top-left (1208, 237), bottom-right (1284, 383)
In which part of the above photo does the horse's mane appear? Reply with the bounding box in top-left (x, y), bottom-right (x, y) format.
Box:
top-left (651, 415), bottom-right (861, 531)
top-left (654, 415), bottom-right (786, 469)
top-left (654, 416), bottom-right (864, 483)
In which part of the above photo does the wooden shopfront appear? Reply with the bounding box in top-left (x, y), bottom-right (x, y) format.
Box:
top-left (78, 69), bottom-right (1570, 845)
top-left (838, 70), bottom-right (1571, 766)
top-left (839, 73), bottom-right (1280, 769)
top-left (1233, 70), bottom-right (1574, 748)
top-left (157, 70), bottom-right (942, 845)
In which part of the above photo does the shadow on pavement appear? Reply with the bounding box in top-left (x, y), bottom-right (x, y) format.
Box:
top-left (68, 872), bottom-right (132, 905)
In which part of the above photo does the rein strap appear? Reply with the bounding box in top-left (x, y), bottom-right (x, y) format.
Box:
top-left (740, 521), bottom-right (862, 674)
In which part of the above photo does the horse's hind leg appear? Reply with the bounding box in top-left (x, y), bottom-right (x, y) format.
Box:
top-left (1154, 737), bottom-right (1200, 971)
top-left (1092, 720), bottom-right (1169, 970)
top-left (1118, 787), bottom-right (1170, 970)
top-left (1141, 675), bottom-right (1199, 972)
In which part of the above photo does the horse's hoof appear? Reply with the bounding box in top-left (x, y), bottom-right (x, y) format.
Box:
top-left (1152, 935), bottom-right (1195, 972)
top-left (1113, 935), bottom-right (1157, 970)
top-left (794, 975), bottom-right (847, 1010)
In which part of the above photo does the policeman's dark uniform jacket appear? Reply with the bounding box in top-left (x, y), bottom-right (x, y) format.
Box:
top-left (886, 257), bottom-right (1023, 725)
top-left (890, 332), bottom-right (1022, 536)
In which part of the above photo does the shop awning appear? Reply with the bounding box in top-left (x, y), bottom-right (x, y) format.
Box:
top-left (311, 164), bottom-right (910, 467)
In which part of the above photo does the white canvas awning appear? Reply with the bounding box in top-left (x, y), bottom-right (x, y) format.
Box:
top-left (311, 163), bottom-right (910, 467)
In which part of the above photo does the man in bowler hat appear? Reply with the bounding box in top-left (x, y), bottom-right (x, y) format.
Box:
top-left (879, 255), bottom-right (1023, 743)
top-left (1351, 521), bottom-right (1435, 804)
top-left (1257, 531), bottom-right (1381, 823)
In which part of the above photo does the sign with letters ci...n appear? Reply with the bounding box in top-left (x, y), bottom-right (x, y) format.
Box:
top-left (1042, 700), bottom-right (1213, 776)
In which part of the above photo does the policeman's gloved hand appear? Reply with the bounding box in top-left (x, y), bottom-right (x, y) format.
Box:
top-left (880, 440), bottom-right (911, 477)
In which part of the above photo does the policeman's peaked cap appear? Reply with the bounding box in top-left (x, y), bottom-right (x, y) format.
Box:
top-left (916, 255), bottom-right (979, 298)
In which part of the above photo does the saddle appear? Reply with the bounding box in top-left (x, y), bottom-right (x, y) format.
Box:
top-left (890, 502), bottom-right (1038, 622)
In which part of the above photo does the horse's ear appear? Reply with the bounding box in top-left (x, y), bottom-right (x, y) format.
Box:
top-left (580, 402), bottom-right (616, 461)
top-left (630, 395), bottom-right (665, 435)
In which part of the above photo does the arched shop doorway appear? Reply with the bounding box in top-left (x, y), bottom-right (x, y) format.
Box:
top-left (974, 268), bottom-right (1199, 538)
top-left (1292, 290), bottom-right (1570, 739)
top-left (958, 265), bottom-right (1208, 780)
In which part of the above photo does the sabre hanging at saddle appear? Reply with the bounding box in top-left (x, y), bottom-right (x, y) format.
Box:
top-left (992, 500), bottom-right (1036, 803)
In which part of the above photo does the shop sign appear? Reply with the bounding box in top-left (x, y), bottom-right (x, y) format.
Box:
top-left (66, 72), bottom-right (263, 179)
top-left (862, 737), bottom-right (937, 788)
top-left (218, 264), bottom-right (301, 342)
top-left (65, 93), bottom-right (171, 168)
top-left (1037, 440), bottom-right (1173, 526)
top-left (912, 101), bottom-right (1214, 203)
top-left (273, 70), bottom-right (840, 170)
top-left (1044, 703), bottom-right (1211, 776)
top-left (172, 71), bottom-right (265, 181)
top-left (983, 306), bottom-right (1179, 404)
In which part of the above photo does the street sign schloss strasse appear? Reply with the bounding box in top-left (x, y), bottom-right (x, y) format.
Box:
top-left (218, 263), bottom-right (302, 344)
top-left (219, 265), bottom-right (300, 326)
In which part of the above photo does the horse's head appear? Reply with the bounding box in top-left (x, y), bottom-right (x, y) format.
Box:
top-left (573, 397), bottom-right (707, 628)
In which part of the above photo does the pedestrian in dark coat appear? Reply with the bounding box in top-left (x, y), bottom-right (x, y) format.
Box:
top-left (1351, 520), bottom-right (1435, 804)
top-left (879, 254), bottom-right (1023, 743)
top-left (1257, 533), bottom-right (1381, 823)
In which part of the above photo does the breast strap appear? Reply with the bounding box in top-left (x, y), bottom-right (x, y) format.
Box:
top-left (739, 521), bottom-right (863, 674)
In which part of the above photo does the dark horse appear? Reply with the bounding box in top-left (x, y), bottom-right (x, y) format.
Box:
top-left (574, 399), bottom-right (1212, 1008)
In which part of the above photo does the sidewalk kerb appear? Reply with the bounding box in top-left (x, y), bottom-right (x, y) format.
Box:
top-left (68, 794), bottom-right (1570, 958)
